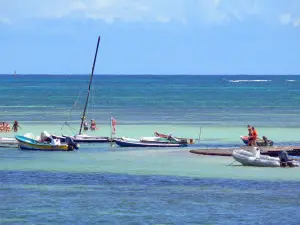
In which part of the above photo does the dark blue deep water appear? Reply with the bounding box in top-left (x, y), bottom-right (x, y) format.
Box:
top-left (1, 171), bottom-right (300, 225)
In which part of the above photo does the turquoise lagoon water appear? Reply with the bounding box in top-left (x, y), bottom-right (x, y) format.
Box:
top-left (1, 75), bottom-right (300, 224)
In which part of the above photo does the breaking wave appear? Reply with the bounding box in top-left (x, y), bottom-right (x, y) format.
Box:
top-left (228, 80), bottom-right (272, 83)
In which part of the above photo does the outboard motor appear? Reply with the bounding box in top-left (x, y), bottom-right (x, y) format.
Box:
top-left (179, 139), bottom-right (188, 145)
top-left (262, 136), bottom-right (268, 145)
top-left (66, 136), bottom-right (79, 150)
top-left (262, 136), bottom-right (274, 146)
top-left (279, 151), bottom-right (290, 167)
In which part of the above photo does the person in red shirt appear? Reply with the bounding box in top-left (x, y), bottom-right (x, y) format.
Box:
top-left (251, 127), bottom-right (258, 146)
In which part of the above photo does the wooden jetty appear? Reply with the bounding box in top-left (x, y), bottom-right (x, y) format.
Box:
top-left (190, 146), bottom-right (300, 157)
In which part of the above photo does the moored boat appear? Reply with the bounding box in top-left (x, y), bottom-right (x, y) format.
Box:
top-left (52, 134), bottom-right (110, 143)
top-left (240, 135), bottom-right (274, 146)
top-left (15, 134), bottom-right (79, 151)
top-left (115, 137), bottom-right (187, 147)
top-left (232, 148), bottom-right (299, 167)
top-left (0, 137), bottom-right (18, 148)
top-left (154, 132), bottom-right (194, 144)
top-left (140, 136), bottom-right (186, 144)
top-left (70, 134), bottom-right (110, 143)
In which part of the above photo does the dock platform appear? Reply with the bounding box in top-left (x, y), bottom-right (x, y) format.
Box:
top-left (190, 146), bottom-right (300, 157)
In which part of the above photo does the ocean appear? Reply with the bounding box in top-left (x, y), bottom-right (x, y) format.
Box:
top-left (1, 75), bottom-right (300, 224)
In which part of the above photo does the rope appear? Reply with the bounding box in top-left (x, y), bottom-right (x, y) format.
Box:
top-left (61, 121), bottom-right (77, 134)
top-left (60, 92), bottom-right (82, 134)
top-left (68, 91), bottom-right (82, 117)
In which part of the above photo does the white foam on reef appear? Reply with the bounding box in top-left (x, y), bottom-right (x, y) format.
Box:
top-left (286, 80), bottom-right (296, 82)
top-left (228, 80), bottom-right (272, 83)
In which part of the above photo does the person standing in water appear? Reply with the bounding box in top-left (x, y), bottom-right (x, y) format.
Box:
top-left (12, 120), bottom-right (20, 132)
top-left (83, 120), bottom-right (89, 131)
top-left (90, 119), bottom-right (97, 131)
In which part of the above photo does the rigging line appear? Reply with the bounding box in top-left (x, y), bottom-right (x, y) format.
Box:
top-left (68, 91), bottom-right (82, 117)
top-left (60, 91), bottom-right (82, 132)
top-left (90, 78), bottom-right (94, 118)
top-left (61, 121), bottom-right (77, 134)
top-left (90, 74), bottom-right (96, 119)
top-left (92, 83), bottom-right (95, 115)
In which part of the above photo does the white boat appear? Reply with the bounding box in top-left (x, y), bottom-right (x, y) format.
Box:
top-left (140, 136), bottom-right (186, 144)
top-left (115, 137), bottom-right (186, 147)
top-left (140, 136), bottom-right (170, 143)
top-left (121, 137), bottom-right (140, 142)
top-left (232, 148), bottom-right (299, 167)
top-left (54, 134), bottom-right (110, 143)
top-left (0, 137), bottom-right (18, 148)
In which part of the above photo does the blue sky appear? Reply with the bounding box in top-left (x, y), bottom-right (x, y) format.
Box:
top-left (0, 0), bottom-right (299, 75)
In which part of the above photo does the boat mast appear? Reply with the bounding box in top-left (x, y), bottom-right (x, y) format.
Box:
top-left (79, 36), bottom-right (101, 135)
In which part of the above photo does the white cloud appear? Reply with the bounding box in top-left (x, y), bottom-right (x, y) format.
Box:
top-left (280, 14), bottom-right (291, 24)
top-left (0, 17), bottom-right (11, 24)
top-left (279, 13), bottom-right (300, 27)
top-left (294, 18), bottom-right (300, 27)
top-left (0, 0), bottom-right (299, 26)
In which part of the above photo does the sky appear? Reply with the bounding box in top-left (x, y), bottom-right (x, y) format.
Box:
top-left (0, 0), bottom-right (299, 75)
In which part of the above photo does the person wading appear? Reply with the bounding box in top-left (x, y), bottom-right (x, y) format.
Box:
top-left (12, 120), bottom-right (20, 132)
top-left (90, 119), bottom-right (97, 131)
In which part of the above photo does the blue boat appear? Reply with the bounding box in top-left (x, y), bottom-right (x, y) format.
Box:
top-left (114, 138), bottom-right (187, 147)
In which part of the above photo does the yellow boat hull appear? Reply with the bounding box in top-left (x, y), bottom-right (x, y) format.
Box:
top-left (15, 135), bottom-right (76, 151)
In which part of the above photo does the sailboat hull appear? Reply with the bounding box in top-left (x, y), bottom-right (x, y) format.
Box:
top-left (0, 137), bottom-right (18, 148)
top-left (115, 138), bottom-right (187, 147)
top-left (68, 135), bottom-right (111, 143)
top-left (52, 135), bottom-right (111, 143)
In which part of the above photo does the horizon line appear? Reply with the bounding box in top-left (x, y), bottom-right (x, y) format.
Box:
top-left (1, 74), bottom-right (300, 76)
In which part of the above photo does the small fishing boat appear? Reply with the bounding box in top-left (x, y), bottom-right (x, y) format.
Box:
top-left (115, 137), bottom-right (187, 147)
top-left (140, 136), bottom-right (186, 144)
top-left (15, 134), bottom-right (79, 151)
top-left (154, 132), bottom-right (194, 144)
top-left (232, 148), bottom-right (299, 167)
top-left (0, 137), bottom-right (18, 148)
top-left (240, 135), bottom-right (274, 146)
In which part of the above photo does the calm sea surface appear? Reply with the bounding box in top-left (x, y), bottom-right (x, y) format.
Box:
top-left (1, 75), bottom-right (300, 126)
top-left (1, 75), bottom-right (300, 224)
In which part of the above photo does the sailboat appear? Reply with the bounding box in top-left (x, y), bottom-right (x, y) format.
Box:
top-left (52, 36), bottom-right (110, 143)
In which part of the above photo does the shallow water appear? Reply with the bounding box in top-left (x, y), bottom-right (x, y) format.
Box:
top-left (1, 144), bottom-right (300, 181)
